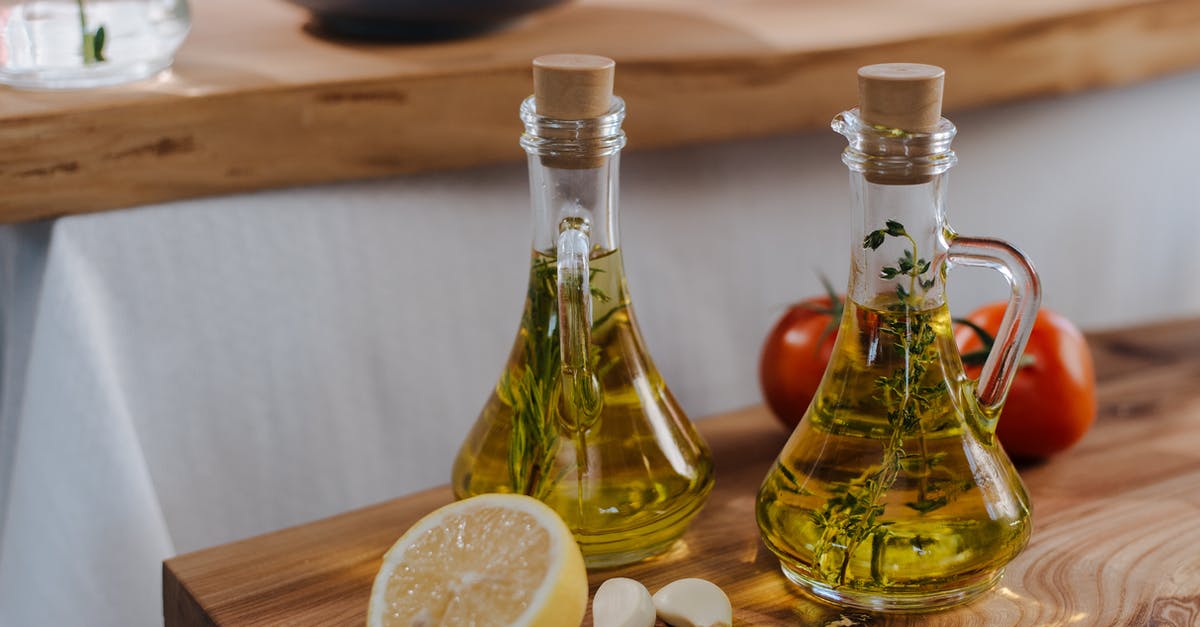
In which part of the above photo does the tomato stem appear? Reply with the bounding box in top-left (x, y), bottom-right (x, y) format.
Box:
top-left (953, 317), bottom-right (1036, 369)
top-left (812, 272), bottom-right (844, 357)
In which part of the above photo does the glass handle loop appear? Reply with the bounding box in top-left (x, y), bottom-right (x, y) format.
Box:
top-left (557, 224), bottom-right (602, 431)
top-left (947, 235), bottom-right (1041, 413)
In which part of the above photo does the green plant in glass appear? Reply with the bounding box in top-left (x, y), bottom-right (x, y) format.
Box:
top-left (76, 0), bottom-right (107, 64)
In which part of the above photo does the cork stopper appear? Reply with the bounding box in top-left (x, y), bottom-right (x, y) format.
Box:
top-left (532, 54), bottom-right (615, 119)
top-left (857, 63), bottom-right (945, 132)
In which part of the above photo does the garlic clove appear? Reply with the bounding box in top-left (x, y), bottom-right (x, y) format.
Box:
top-left (592, 577), bottom-right (656, 627)
top-left (652, 578), bottom-right (732, 627)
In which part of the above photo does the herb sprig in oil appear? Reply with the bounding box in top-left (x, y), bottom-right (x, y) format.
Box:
top-left (495, 254), bottom-right (620, 500)
top-left (807, 220), bottom-right (971, 586)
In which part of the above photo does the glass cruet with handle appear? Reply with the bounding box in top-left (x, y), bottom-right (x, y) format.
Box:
top-left (452, 54), bottom-right (714, 569)
top-left (756, 63), bottom-right (1042, 611)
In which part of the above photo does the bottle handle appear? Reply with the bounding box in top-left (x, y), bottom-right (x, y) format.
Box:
top-left (557, 222), bottom-right (603, 431)
top-left (947, 235), bottom-right (1042, 414)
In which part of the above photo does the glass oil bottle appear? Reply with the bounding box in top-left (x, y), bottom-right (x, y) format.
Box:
top-left (756, 64), bottom-right (1043, 611)
top-left (452, 55), bottom-right (713, 569)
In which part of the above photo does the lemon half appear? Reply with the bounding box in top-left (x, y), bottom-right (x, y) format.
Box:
top-left (367, 493), bottom-right (587, 627)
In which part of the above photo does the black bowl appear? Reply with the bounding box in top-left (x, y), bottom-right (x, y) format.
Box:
top-left (287, 0), bottom-right (569, 41)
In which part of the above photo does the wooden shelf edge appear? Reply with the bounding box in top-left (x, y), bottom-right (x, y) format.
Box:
top-left (162, 562), bottom-right (217, 627)
top-left (3, 0), bottom-right (1199, 223)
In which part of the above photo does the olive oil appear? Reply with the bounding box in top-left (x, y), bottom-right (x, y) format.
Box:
top-left (456, 55), bottom-right (713, 569)
top-left (757, 64), bottom-right (1041, 611)
top-left (757, 298), bottom-right (1031, 609)
top-left (453, 249), bottom-right (713, 568)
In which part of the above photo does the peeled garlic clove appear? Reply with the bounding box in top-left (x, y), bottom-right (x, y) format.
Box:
top-left (652, 578), bottom-right (732, 627)
top-left (592, 577), bottom-right (656, 627)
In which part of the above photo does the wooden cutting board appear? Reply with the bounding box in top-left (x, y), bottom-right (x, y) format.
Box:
top-left (163, 318), bottom-right (1200, 625)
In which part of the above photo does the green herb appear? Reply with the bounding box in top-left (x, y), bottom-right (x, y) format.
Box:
top-left (809, 220), bottom-right (969, 586)
top-left (495, 255), bottom-right (618, 500)
top-left (77, 0), bottom-right (106, 65)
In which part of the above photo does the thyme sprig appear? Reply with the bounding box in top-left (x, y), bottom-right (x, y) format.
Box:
top-left (807, 220), bottom-right (969, 587)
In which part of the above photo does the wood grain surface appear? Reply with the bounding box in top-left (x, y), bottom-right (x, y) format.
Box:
top-left (164, 317), bottom-right (1200, 626)
top-left (4, 0), bottom-right (1200, 222)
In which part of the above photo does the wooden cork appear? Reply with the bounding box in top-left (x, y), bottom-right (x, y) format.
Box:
top-left (532, 54), bottom-right (615, 119)
top-left (857, 63), bottom-right (946, 184)
top-left (531, 54), bottom-right (617, 168)
top-left (858, 63), bottom-right (945, 132)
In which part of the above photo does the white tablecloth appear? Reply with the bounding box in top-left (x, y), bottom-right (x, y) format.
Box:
top-left (2, 70), bottom-right (1199, 626)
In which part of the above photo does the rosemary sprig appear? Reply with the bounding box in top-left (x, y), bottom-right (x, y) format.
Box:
top-left (495, 255), bottom-right (620, 500)
top-left (808, 220), bottom-right (969, 586)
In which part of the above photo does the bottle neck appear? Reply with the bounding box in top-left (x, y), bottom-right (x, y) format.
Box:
top-left (848, 172), bottom-right (951, 309)
top-left (525, 153), bottom-right (620, 255)
top-left (834, 108), bottom-right (958, 309)
top-left (521, 96), bottom-right (626, 255)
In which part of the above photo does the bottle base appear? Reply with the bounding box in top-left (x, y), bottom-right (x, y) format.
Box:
top-left (780, 564), bottom-right (1005, 613)
top-left (581, 535), bottom-right (683, 570)
top-left (576, 480), bottom-right (713, 570)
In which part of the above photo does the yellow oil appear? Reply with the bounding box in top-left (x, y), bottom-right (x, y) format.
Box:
top-left (756, 298), bottom-right (1030, 609)
top-left (453, 249), bottom-right (713, 568)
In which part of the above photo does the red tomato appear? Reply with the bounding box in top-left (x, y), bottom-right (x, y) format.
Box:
top-left (955, 303), bottom-right (1097, 459)
top-left (760, 295), bottom-right (842, 429)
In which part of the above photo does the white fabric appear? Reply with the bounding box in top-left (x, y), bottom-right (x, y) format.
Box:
top-left (1, 70), bottom-right (1199, 626)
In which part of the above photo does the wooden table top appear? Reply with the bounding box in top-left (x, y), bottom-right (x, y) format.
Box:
top-left (5, 0), bottom-right (1200, 223)
top-left (163, 317), bottom-right (1200, 625)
